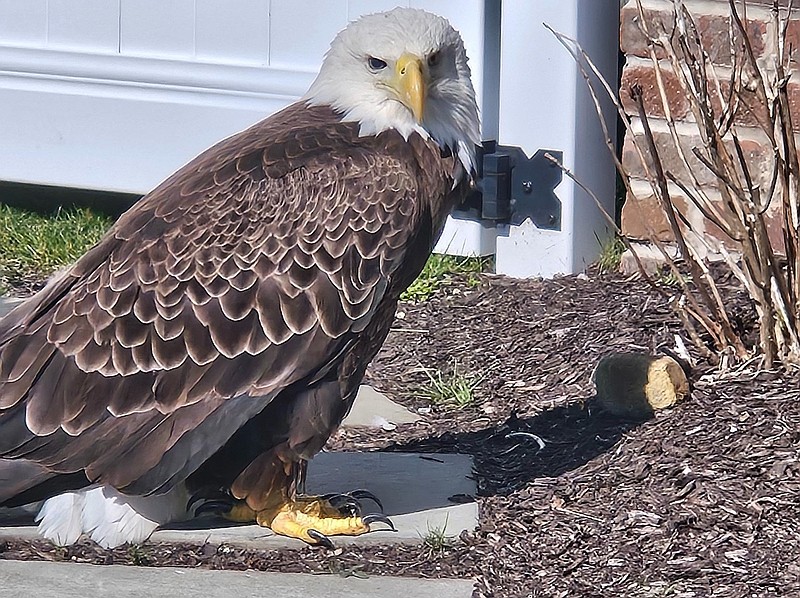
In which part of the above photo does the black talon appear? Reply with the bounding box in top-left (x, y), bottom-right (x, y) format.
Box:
top-left (187, 488), bottom-right (233, 512)
top-left (320, 489), bottom-right (384, 512)
top-left (193, 500), bottom-right (234, 517)
top-left (328, 496), bottom-right (363, 517)
top-left (348, 489), bottom-right (383, 512)
top-left (319, 491), bottom-right (355, 503)
top-left (362, 513), bottom-right (396, 531)
top-left (307, 528), bottom-right (335, 549)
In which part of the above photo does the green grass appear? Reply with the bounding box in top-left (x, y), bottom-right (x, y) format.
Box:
top-left (0, 204), bottom-right (114, 286)
top-left (596, 234), bottom-right (626, 272)
top-left (401, 253), bottom-right (489, 302)
top-left (656, 267), bottom-right (686, 288)
top-left (420, 517), bottom-right (455, 554)
top-left (126, 544), bottom-right (151, 566)
top-left (0, 206), bottom-right (487, 300)
top-left (324, 557), bottom-right (370, 579)
top-left (419, 360), bottom-right (482, 409)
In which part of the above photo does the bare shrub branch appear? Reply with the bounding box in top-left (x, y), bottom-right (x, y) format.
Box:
top-left (551, 0), bottom-right (800, 367)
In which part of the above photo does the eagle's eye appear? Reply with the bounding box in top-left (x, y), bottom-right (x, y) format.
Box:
top-left (427, 51), bottom-right (440, 67)
top-left (368, 57), bottom-right (388, 71)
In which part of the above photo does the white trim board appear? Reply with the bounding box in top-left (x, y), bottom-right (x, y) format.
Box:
top-left (0, 46), bottom-right (314, 194)
top-left (0, 46), bottom-right (314, 100)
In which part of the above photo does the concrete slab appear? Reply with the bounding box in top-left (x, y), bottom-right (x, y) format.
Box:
top-left (0, 297), bottom-right (24, 319)
top-left (619, 243), bottom-right (679, 275)
top-left (0, 560), bottom-right (475, 598)
top-left (342, 385), bottom-right (421, 428)
top-left (1, 452), bottom-right (477, 548)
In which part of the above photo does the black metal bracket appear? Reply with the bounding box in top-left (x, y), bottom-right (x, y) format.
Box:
top-left (457, 141), bottom-right (563, 230)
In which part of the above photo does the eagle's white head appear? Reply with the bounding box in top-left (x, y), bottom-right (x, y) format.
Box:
top-left (305, 7), bottom-right (481, 176)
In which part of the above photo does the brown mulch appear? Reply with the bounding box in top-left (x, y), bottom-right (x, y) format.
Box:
top-left (3, 270), bottom-right (800, 598)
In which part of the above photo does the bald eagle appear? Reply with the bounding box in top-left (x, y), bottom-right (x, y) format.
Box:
top-left (0, 7), bottom-right (479, 548)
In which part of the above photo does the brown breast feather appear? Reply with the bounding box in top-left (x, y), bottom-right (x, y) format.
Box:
top-left (0, 102), bottom-right (463, 496)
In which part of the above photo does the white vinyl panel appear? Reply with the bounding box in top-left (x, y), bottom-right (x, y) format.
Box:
top-left (195, 0), bottom-right (269, 65)
top-left (120, 0), bottom-right (195, 59)
top-left (494, 0), bottom-right (618, 277)
top-left (0, 82), bottom-right (297, 193)
top-left (269, 0), bottom-right (348, 70)
top-left (0, 0), bottom-right (47, 46)
top-left (347, 0), bottom-right (409, 21)
top-left (47, 0), bottom-right (119, 52)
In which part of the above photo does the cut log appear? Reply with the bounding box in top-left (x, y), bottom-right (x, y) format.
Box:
top-left (593, 353), bottom-right (689, 419)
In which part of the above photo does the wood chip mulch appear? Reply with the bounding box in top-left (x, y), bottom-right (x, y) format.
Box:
top-left (3, 270), bottom-right (800, 598)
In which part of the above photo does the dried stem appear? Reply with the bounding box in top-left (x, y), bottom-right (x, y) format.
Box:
top-left (552, 0), bottom-right (800, 367)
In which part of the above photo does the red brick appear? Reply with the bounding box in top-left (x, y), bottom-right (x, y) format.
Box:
top-left (764, 206), bottom-right (787, 254)
top-left (747, 0), bottom-right (795, 6)
top-left (621, 64), bottom-right (690, 119)
top-left (623, 143), bottom-right (784, 251)
top-left (703, 198), bottom-right (785, 253)
top-left (696, 14), bottom-right (766, 66)
top-left (621, 191), bottom-right (690, 242)
top-left (621, 128), bottom-right (775, 218)
top-left (620, 63), bottom-right (793, 131)
top-left (717, 81), bottom-right (765, 128)
top-left (622, 129), bottom-right (721, 187)
top-left (619, 0), bottom-right (797, 253)
top-left (622, 188), bottom-right (756, 249)
top-left (784, 81), bottom-right (800, 129)
top-left (620, 4), bottom-right (767, 65)
top-left (702, 212), bottom-right (735, 249)
top-left (620, 6), bottom-right (670, 59)
top-left (783, 20), bottom-right (800, 65)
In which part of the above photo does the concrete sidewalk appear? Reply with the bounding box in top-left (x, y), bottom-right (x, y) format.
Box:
top-left (0, 560), bottom-right (475, 598)
top-left (153, 451), bottom-right (477, 547)
top-left (1, 451), bottom-right (477, 547)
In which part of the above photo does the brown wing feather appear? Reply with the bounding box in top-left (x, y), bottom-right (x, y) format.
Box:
top-left (0, 103), bottom-right (462, 500)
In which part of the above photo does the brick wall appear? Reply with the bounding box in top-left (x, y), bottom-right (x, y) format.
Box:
top-left (618, 0), bottom-right (798, 249)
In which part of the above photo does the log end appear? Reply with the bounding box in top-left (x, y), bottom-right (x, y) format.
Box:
top-left (594, 353), bottom-right (689, 419)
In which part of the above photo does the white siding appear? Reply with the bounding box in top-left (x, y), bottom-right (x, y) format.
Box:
top-left (195, 0), bottom-right (270, 65)
top-left (269, 0), bottom-right (349, 70)
top-left (119, 0), bottom-right (195, 59)
top-left (347, 0), bottom-right (408, 20)
top-left (0, 1), bottom-right (624, 273)
top-left (0, 1), bottom-right (488, 82)
top-left (493, 0), bottom-right (619, 276)
top-left (47, 0), bottom-right (120, 53)
top-left (0, 0), bottom-right (47, 46)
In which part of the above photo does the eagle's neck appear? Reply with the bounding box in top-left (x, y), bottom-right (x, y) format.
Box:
top-left (303, 95), bottom-right (478, 182)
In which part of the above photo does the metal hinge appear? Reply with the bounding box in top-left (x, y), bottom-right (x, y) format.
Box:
top-left (458, 141), bottom-right (563, 230)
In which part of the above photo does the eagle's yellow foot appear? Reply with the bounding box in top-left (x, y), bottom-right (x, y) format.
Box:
top-left (189, 489), bottom-right (394, 547)
top-left (264, 495), bottom-right (394, 547)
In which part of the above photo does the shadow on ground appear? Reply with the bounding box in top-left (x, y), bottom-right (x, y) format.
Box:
top-left (383, 399), bottom-right (646, 496)
top-left (1, 399), bottom-right (642, 533)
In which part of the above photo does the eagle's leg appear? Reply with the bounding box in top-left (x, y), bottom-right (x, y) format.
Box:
top-left (192, 443), bottom-right (394, 546)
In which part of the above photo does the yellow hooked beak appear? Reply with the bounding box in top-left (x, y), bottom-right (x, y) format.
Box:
top-left (393, 53), bottom-right (426, 123)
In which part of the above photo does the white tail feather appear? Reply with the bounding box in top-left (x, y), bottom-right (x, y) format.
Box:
top-left (36, 485), bottom-right (188, 548)
top-left (35, 491), bottom-right (85, 546)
